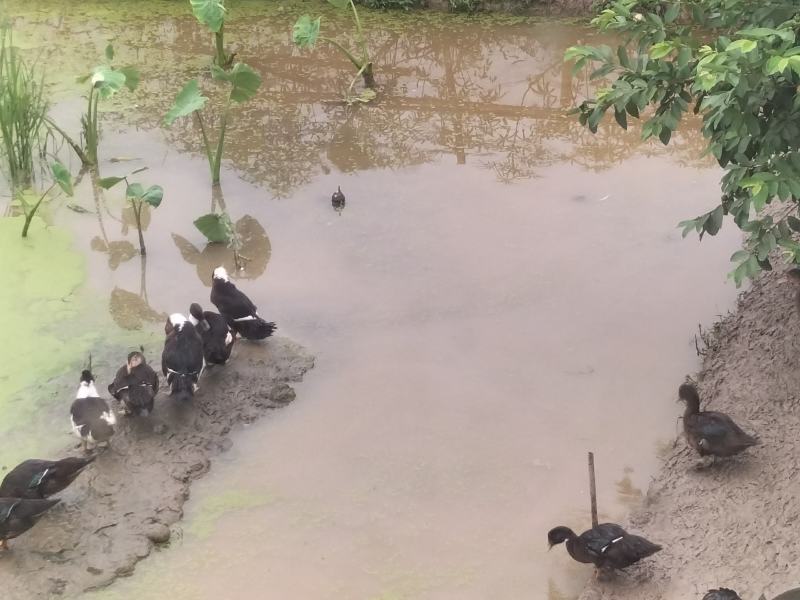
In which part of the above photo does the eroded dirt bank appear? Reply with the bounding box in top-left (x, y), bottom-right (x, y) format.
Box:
top-left (0, 338), bottom-right (313, 599)
top-left (579, 270), bottom-right (800, 600)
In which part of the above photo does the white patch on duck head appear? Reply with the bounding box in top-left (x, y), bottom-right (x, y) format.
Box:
top-left (76, 381), bottom-right (99, 399)
top-left (213, 266), bottom-right (229, 282)
top-left (188, 313), bottom-right (199, 326)
top-left (169, 313), bottom-right (188, 330)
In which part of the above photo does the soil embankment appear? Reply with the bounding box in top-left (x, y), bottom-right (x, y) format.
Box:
top-left (0, 339), bottom-right (313, 599)
top-left (579, 270), bottom-right (800, 600)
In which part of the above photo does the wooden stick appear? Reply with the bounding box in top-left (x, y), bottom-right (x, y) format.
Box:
top-left (588, 452), bottom-right (598, 528)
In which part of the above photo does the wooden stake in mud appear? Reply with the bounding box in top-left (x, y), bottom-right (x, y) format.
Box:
top-left (588, 452), bottom-right (598, 528)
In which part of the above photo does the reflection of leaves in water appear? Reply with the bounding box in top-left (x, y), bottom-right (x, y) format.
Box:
top-left (109, 287), bottom-right (167, 330)
top-left (90, 237), bottom-right (137, 270)
top-left (172, 215), bottom-right (270, 287)
top-left (121, 202), bottom-right (151, 234)
top-left (615, 467), bottom-right (643, 509)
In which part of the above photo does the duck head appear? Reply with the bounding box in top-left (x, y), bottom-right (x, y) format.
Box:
top-left (212, 266), bottom-right (229, 282)
top-left (677, 383), bottom-right (701, 415)
top-left (77, 370), bottom-right (99, 399)
top-left (127, 351), bottom-right (144, 373)
top-left (547, 526), bottom-right (576, 548)
top-left (189, 303), bottom-right (204, 326)
top-left (169, 313), bottom-right (188, 331)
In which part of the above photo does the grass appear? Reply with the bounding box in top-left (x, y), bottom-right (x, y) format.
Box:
top-left (0, 25), bottom-right (47, 189)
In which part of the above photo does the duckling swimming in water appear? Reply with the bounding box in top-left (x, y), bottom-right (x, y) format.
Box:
top-left (210, 267), bottom-right (276, 340)
top-left (678, 383), bottom-right (758, 461)
top-left (0, 497), bottom-right (60, 550)
top-left (108, 349), bottom-right (159, 416)
top-left (0, 456), bottom-right (96, 499)
top-left (70, 369), bottom-right (116, 452)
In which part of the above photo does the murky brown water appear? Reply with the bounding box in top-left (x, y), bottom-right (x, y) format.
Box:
top-left (8, 2), bottom-right (741, 598)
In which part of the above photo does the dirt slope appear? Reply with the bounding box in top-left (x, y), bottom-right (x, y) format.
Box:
top-left (579, 271), bottom-right (800, 600)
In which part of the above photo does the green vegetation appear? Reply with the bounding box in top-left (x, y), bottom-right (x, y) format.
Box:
top-left (164, 63), bottom-right (262, 185)
top-left (567, 0), bottom-right (800, 286)
top-left (99, 170), bottom-right (164, 255)
top-left (448, 0), bottom-right (481, 13)
top-left (19, 160), bottom-right (73, 237)
top-left (293, 0), bottom-right (377, 94)
top-left (0, 26), bottom-right (47, 189)
top-left (190, 0), bottom-right (235, 69)
top-left (356, 0), bottom-right (422, 10)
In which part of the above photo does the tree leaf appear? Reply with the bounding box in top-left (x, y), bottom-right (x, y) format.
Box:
top-left (119, 66), bottom-right (140, 92)
top-left (212, 63), bottom-right (261, 103)
top-left (614, 108), bottom-right (628, 130)
top-left (98, 176), bottom-right (125, 190)
top-left (164, 80), bottom-right (208, 126)
top-left (190, 0), bottom-right (226, 33)
top-left (194, 212), bottom-right (233, 243)
top-left (126, 182), bottom-right (145, 199)
top-left (726, 39), bottom-right (757, 54)
top-left (293, 15), bottom-right (321, 48)
top-left (142, 185), bottom-right (163, 208)
top-left (788, 216), bottom-right (800, 232)
top-left (658, 126), bottom-right (672, 145)
top-left (704, 205), bottom-right (724, 236)
top-left (50, 161), bottom-right (73, 197)
top-left (105, 43), bottom-right (114, 61)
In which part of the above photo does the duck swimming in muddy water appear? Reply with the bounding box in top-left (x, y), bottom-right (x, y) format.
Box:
top-left (210, 266), bottom-right (276, 340)
top-left (0, 497), bottom-right (60, 550)
top-left (0, 456), bottom-right (95, 499)
top-left (108, 349), bottom-right (160, 416)
top-left (162, 313), bottom-right (204, 401)
top-left (547, 523), bottom-right (661, 574)
top-left (70, 369), bottom-right (116, 452)
top-left (189, 302), bottom-right (235, 365)
top-left (678, 383), bottom-right (758, 461)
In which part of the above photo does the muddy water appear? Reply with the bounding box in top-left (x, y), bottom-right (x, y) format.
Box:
top-left (8, 3), bottom-right (740, 599)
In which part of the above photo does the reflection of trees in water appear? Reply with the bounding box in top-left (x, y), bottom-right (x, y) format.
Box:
top-left (20, 10), bottom-right (711, 196)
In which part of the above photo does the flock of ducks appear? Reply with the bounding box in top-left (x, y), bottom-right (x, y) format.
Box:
top-left (0, 266), bottom-right (274, 549)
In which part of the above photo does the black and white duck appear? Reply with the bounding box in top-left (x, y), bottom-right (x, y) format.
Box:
top-left (70, 369), bottom-right (116, 452)
top-left (0, 497), bottom-right (60, 550)
top-left (678, 383), bottom-right (758, 460)
top-left (189, 302), bottom-right (234, 365)
top-left (0, 456), bottom-right (96, 499)
top-left (162, 313), bottom-right (204, 401)
top-left (703, 590), bottom-right (742, 600)
top-left (331, 186), bottom-right (345, 213)
top-left (210, 266), bottom-right (276, 340)
top-left (547, 523), bottom-right (661, 573)
top-left (108, 349), bottom-right (160, 416)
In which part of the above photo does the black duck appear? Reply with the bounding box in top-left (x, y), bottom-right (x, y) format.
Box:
top-left (0, 456), bottom-right (95, 499)
top-left (189, 302), bottom-right (234, 365)
top-left (678, 383), bottom-right (758, 459)
top-left (162, 313), bottom-right (204, 401)
top-left (210, 266), bottom-right (276, 340)
top-left (547, 523), bottom-right (661, 572)
top-left (108, 349), bottom-right (159, 416)
top-left (0, 497), bottom-right (60, 549)
top-left (331, 186), bottom-right (345, 213)
top-left (703, 590), bottom-right (742, 600)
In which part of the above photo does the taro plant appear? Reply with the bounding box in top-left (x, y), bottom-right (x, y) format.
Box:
top-left (0, 26), bottom-right (48, 189)
top-left (190, 0), bottom-right (234, 69)
top-left (164, 63), bottom-right (262, 186)
top-left (99, 169), bottom-right (163, 255)
top-left (194, 186), bottom-right (246, 269)
top-left (19, 160), bottom-right (73, 237)
top-left (293, 0), bottom-right (376, 97)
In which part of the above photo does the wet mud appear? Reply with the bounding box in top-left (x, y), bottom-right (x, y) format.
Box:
top-left (578, 269), bottom-right (800, 600)
top-left (0, 340), bottom-right (313, 599)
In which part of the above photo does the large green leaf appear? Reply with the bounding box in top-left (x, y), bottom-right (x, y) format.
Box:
top-left (142, 185), bottom-right (164, 208)
top-left (119, 66), bottom-right (140, 92)
top-left (293, 15), bottom-right (321, 48)
top-left (98, 176), bottom-right (125, 190)
top-left (50, 161), bottom-right (73, 197)
top-left (164, 80), bottom-right (208, 126)
top-left (91, 66), bottom-right (127, 99)
top-left (190, 0), bottom-right (226, 33)
top-left (212, 63), bottom-right (262, 103)
top-left (194, 212), bottom-right (233, 243)
top-left (126, 182), bottom-right (145, 199)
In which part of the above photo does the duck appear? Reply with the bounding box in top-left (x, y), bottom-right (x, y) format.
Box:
top-left (0, 497), bottom-right (60, 550)
top-left (547, 523), bottom-right (661, 573)
top-left (0, 456), bottom-right (96, 499)
top-left (331, 186), bottom-right (345, 213)
top-left (210, 266), bottom-right (276, 340)
top-left (703, 590), bottom-right (742, 600)
top-left (161, 313), bottom-right (204, 401)
top-left (108, 348), bottom-right (159, 416)
top-left (678, 383), bottom-right (758, 460)
top-left (189, 302), bottom-right (235, 365)
top-left (70, 369), bottom-right (116, 452)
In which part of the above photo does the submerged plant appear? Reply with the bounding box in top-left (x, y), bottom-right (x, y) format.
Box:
top-left (0, 26), bottom-right (48, 189)
top-left (293, 0), bottom-right (376, 95)
top-left (194, 186), bottom-right (246, 270)
top-left (19, 161), bottom-right (73, 237)
top-left (190, 0), bottom-right (234, 69)
top-left (99, 170), bottom-right (163, 255)
top-left (164, 63), bottom-right (262, 186)
top-left (68, 44), bottom-right (140, 167)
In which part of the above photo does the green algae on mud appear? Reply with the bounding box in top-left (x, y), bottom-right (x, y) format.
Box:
top-left (188, 489), bottom-right (274, 539)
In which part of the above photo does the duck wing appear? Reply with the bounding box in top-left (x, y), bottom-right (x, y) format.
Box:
top-left (211, 280), bottom-right (257, 320)
top-left (598, 531), bottom-right (661, 569)
top-left (107, 365), bottom-right (131, 399)
top-left (580, 523), bottom-right (627, 558)
top-left (0, 498), bottom-right (60, 540)
top-left (0, 460), bottom-right (55, 499)
top-left (690, 411), bottom-right (758, 456)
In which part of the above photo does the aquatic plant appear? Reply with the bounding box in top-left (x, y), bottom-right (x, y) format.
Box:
top-left (193, 187), bottom-right (246, 269)
top-left (0, 26), bottom-right (48, 189)
top-left (71, 44), bottom-right (139, 167)
top-left (566, 0), bottom-right (800, 286)
top-left (164, 63), bottom-right (262, 186)
top-left (99, 170), bottom-right (163, 255)
top-left (293, 0), bottom-right (376, 96)
top-left (190, 0), bottom-right (234, 68)
top-left (19, 161), bottom-right (73, 237)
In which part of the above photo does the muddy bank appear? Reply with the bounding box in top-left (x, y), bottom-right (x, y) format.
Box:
top-left (577, 269), bottom-right (799, 600)
top-left (0, 339), bottom-right (313, 599)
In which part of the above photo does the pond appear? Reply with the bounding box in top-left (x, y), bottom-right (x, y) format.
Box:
top-left (3, 2), bottom-right (741, 599)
